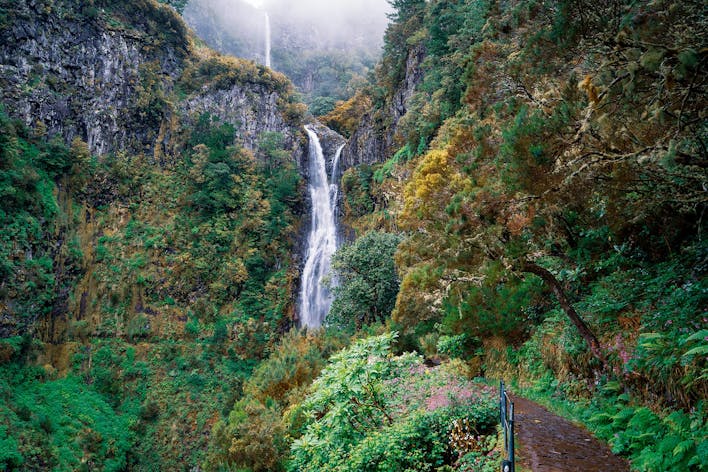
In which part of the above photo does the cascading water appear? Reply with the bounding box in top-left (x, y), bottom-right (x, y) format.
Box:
top-left (329, 143), bottom-right (345, 214)
top-left (299, 127), bottom-right (343, 328)
top-left (264, 11), bottom-right (271, 68)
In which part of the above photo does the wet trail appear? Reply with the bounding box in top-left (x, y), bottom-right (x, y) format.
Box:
top-left (511, 396), bottom-right (630, 472)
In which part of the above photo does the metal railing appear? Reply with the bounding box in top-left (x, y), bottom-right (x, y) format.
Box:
top-left (500, 381), bottom-right (515, 472)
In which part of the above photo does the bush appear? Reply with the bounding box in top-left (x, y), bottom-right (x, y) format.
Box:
top-left (288, 333), bottom-right (498, 472)
top-left (327, 231), bottom-right (402, 331)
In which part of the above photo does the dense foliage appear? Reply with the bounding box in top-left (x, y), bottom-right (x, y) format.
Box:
top-left (0, 363), bottom-right (132, 470)
top-left (289, 333), bottom-right (499, 472)
top-left (204, 330), bottom-right (348, 471)
top-left (1, 0), bottom-right (706, 471)
top-left (328, 0), bottom-right (706, 469)
top-left (0, 110), bottom-right (91, 338)
top-left (327, 231), bottom-right (402, 331)
top-left (0, 107), bottom-right (304, 469)
top-left (0, 1), bottom-right (307, 468)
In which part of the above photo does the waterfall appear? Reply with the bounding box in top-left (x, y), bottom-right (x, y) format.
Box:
top-left (264, 11), bottom-right (271, 68)
top-left (329, 144), bottom-right (345, 213)
top-left (299, 127), bottom-right (342, 328)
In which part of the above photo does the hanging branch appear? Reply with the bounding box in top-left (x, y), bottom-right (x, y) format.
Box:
top-left (522, 262), bottom-right (605, 365)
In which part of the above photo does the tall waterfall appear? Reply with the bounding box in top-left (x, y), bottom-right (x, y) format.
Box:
top-left (299, 127), bottom-right (343, 328)
top-left (264, 12), bottom-right (271, 68)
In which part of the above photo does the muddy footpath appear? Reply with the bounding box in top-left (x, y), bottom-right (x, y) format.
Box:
top-left (511, 396), bottom-right (631, 472)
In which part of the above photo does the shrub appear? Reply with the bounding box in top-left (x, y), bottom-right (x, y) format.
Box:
top-left (288, 333), bottom-right (497, 472)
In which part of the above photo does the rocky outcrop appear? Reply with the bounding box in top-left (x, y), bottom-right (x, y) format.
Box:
top-left (181, 83), bottom-right (305, 165)
top-left (340, 43), bottom-right (425, 169)
top-left (0, 1), bottom-right (180, 157)
top-left (0, 0), bottom-right (306, 163)
top-left (306, 120), bottom-right (346, 178)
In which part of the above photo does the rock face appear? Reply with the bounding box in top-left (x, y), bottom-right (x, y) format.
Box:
top-left (0, 1), bottom-right (179, 157)
top-left (341, 44), bottom-right (425, 169)
top-left (306, 121), bottom-right (346, 178)
top-left (0, 0), bottom-right (305, 162)
top-left (180, 83), bottom-right (305, 165)
top-left (0, 0), bottom-right (310, 340)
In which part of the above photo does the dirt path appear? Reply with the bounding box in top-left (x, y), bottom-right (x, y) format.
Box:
top-left (511, 396), bottom-right (630, 472)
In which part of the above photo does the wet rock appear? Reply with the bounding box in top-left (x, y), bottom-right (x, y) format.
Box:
top-left (341, 43), bottom-right (425, 169)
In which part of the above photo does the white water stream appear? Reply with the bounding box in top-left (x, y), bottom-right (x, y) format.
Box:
top-left (264, 11), bottom-right (271, 68)
top-left (299, 127), bottom-right (344, 328)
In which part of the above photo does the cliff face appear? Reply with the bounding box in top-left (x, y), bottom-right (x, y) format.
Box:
top-left (182, 86), bottom-right (288, 152)
top-left (340, 44), bottom-right (425, 169)
top-left (0, 0), bottom-right (305, 162)
top-left (0, 2), bottom-right (310, 467)
top-left (0, 0), bottom-right (308, 340)
top-left (0, 1), bottom-right (180, 157)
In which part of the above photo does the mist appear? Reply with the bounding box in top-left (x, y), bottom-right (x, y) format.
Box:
top-left (184, 0), bottom-right (391, 62)
top-left (184, 0), bottom-right (392, 112)
top-left (260, 0), bottom-right (392, 48)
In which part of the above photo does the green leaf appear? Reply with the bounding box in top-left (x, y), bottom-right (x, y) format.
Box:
top-left (682, 345), bottom-right (708, 359)
top-left (673, 439), bottom-right (694, 457)
top-left (685, 329), bottom-right (708, 343)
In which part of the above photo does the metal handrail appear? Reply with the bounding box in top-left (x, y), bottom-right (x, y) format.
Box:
top-left (500, 381), bottom-right (515, 472)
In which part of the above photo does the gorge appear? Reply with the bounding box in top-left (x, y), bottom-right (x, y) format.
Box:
top-left (0, 0), bottom-right (705, 471)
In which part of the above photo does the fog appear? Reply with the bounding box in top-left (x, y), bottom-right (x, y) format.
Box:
top-left (259, 0), bottom-right (392, 47)
top-left (184, 0), bottom-right (392, 108)
top-left (184, 0), bottom-right (392, 60)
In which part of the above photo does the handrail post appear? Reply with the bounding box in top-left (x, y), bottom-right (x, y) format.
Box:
top-left (500, 380), bottom-right (505, 427)
top-left (500, 380), bottom-right (515, 472)
top-left (509, 401), bottom-right (515, 472)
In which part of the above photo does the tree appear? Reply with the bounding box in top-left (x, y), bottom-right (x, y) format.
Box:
top-left (327, 232), bottom-right (402, 331)
top-left (387, 0), bottom-right (427, 22)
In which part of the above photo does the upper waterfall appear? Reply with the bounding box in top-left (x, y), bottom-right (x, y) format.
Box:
top-left (264, 11), bottom-right (271, 68)
top-left (299, 126), bottom-right (342, 328)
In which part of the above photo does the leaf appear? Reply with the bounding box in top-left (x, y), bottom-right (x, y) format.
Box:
top-left (685, 329), bottom-right (708, 343)
top-left (673, 439), bottom-right (694, 457)
top-left (682, 345), bottom-right (708, 359)
top-left (638, 332), bottom-right (663, 341)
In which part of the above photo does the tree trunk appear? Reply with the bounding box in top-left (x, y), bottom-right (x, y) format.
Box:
top-left (522, 262), bottom-right (605, 364)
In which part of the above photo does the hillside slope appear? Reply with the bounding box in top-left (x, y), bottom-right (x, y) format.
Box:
top-left (0, 0), bottom-right (308, 469)
top-left (324, 0), bottom-right (706, 469)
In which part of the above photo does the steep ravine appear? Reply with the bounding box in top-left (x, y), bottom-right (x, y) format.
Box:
top-left (0, 2), bottom-right (311, 468)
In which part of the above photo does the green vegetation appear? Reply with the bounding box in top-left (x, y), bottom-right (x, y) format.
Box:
top-left (0, 110), bottom-right (87, 337)
top-left (289, 333), bottom-right (499, 472)
top-left (1, 0), bottom-right (705, 471)
top-left (205, 330), bottom-right (348, 471)
top-left (91, 0), bottom-right (191, 56)
top-left (157, 0), bottom-right (188, 14)
top-left (326, 0), bottom-right (706, 470)
top-left (0, 1), bottom-right (307, 467)
top-left (0, 363), bottom-right (132, 471)
top-left (277, 49), bottom-right (374, 117)
top-left (327, 231), bottom-right (402, 331)
top-left (0, 104), bottom-right (303, 469)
